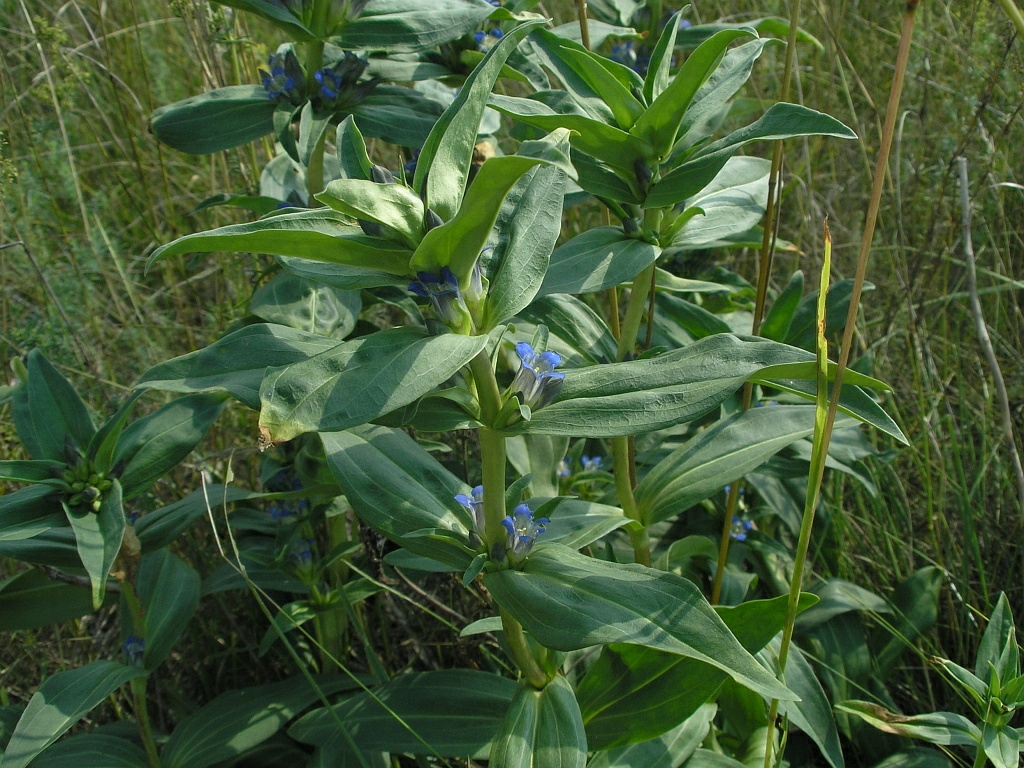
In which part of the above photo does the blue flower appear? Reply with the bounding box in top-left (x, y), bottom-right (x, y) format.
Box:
top-left (501, 504), bottom-right (549, 561)
top-left (409, 266), bottom-right (473, 332)
top-left (123, 635), bottom-right (145, 666)
top-left (730, 516), bottom-right (754, 541)
top-left (260, 49), bottom-right (304, 104)
top-left (313, 52), bottom-right (376, 109)
top-left (511, 342), bottom-right (564, 411)
top-left (557, 459), bottom-right (571, 478)
top-left (455, 485), bottom-right (486, 540)
top-left (581, 455), bottom-right (603, 472)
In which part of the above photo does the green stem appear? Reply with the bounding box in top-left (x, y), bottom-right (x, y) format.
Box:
top-left (130, 676), bottom-right (161, 768)
top-left (612, 437), bottom-right (651, 565)
top-left (501, 611), bottom-right (551, 689)
top-left (469, 350), bottom-right (508, 547)
top-left (995, 0), bottom-right (1024, 38)
top-left (615, 262), bottom-right (656, 363)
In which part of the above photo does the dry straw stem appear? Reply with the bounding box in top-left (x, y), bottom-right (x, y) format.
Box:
top-left (956, 157), bottom-right (1024, 526)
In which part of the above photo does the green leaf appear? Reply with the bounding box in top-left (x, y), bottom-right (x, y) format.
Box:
top-left (588, 704), bottom-right (716, 768)
top-left (163, 675), bottom-right (359, 768)
top-left (646, 103), bottom-right (856, 209)
top-left (147, 210), bottom-right (413, 275)
top-left (540, 227), bottom-right (660, 297)
top-left (87, 391), bottom-right (144, 475)
top-left (576, 595), bottom-right (812, 749)
top-left (320, 426), bottom-right (475, 569)
top-left (0, 460), bottom-right (65, 485)
top-left (114, 394), bottom-right (225, 500)
top-left (773, 638), bottom-right (845, 768)
top-left (250, 271), bottom-right (362, 338)
top-left (490, 676), bottom-right (587, 768)
top-left (336, 115), bottom-right (373, 180)
top-left (13, 349), bottom-right (95, 461)
top-left (871, 567), bottom-right (942, 677)
top-left (484, 163), bottom-right (567, 330)
top-left (643, 10), bottom-right (685, 104)
top-left (26, 732), bottom-right (150, 768)
top-left (279, 255), bottom-right (408, 291)
top-left (516, 294), bottom-right (618, 366)
top-left (630, 28), bottom-right (755, 157)
top-left (0, 568), bottom-right (96, 631)
top-left (669, 157), bottom-right (770, 249)
top-left (416, 20), bottom-right (546, 221)
top-left (289, 670), bottom-right (517, 756)
top-left (975, 592), bottom-right (1019, 683)
top-left (194, 193), bottom-right (284, 216)
top-left (258, 327), bottom-right (487, 442)
top-left (506, 434), bottom-right (569, 498)
top-left (1, 660), bottom-right (147, 768)
top-left (136, 549), bottom-right (201, 670)
top-left (836, 702), bottom-right (981, 747)
top-left (332, 0), bottom-right (497, 52)
top-left (983, 722), bottom-right (1020, 768)
top-left (533, 498), bottom-right (629, 550)
top-left (64, 479), bottom-right (124, 609)
top-left (150, 86), bottom-right (279, 155)
top-left (634, 405), bottom-right (818, 526)
top-left (485, 544), bottom-right (793, 701)
top-left (489, 93), bottom-right (654, 172)
top-left (411, 155), bottom-right (547, 285)
top-left (558, 47), bottom-right (645, 129)
top-left (504, 334), bottom-right (826, 437)
top-left (348, 86), bottom-right (448, 147)
top-left (135, 324), bottom-right (341, 409)
top-left (318, 177), bottom-right (425, 249)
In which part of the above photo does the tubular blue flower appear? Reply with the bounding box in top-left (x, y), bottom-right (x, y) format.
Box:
top-left (455, 485), bottom-right (486, 542)
top-left (313, 52), bottom-right (377, 109)
top-left (501, 504), bottom-right (549, 561)
top-left (511, 342), bottom-right (565, 410)
top-left (557, 459), bottom-right (571, 478)
top-left (260, 49), bottom-right (305, 104)
top-left (123, 635), bottom-right (145, 666)
top-left (409, 266), bottom-right (473, 332)
top-left (581, 455), bottom-right (603, 472)
top-left (730, 516), bottom-right (754, 541)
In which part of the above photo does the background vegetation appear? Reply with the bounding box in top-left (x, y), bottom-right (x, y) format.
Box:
top-left (1, 0), bottom-right (1022, 760)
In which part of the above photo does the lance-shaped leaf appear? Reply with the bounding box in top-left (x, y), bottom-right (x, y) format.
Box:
top-left (772, 638), bottom-right (845, 768)
top-left (136, 324), bottom-right (340, 409)
top-left (485, 544), bottom-right (793, 701)
top-left (114, 394), bottom-right (226, 500)
top-left (259, 327), bottom-right (487, 442)
top-left (0, 568), bottom-right (97, 631)
top-left (975, 592), bottom-right (1019, 683)
top-left (490, 676), bottom-right (587, 768)
top-left (502, 334), bottom-right (819, 437)
top-left (163, 675), bottom-right (360, 768)
top-left (540, 227), bottom-right (660, 297)
top-left (13, 350), bottom-right (95, 461)
top-left (0, 486), bottom-right (65, 542)
top-left (489, 93), bottom-right (654, 172)
top-left (634, 405), bottom-right (819, 526)
top-left (576, 595), bottom-right (813, 750)
top-left (137, 549), bottom-right (201, 670)
top-left (546, 42), bottom-right (645, 129)
top-left (669, 156), bottom-right (770, 249)
top-left (209, 0), bottom-right (312, 38)
top-left (630, 28), bottom-right (755, 157)
top-left (249, 271), bottom-right (362, 337)
top-left (289, 670), bottom-right (517, 755)
top-left (147, 210), bottom-right (412, 276)
top-left (411, 155), bottom-right (547, 285)
top-left (0, 460), bottom-right (65, 485)
top-left (317, 178), bottom-right (425, 249)
top-left (516, 294), bottom-right (618, 366)
top-left (279, 254), bottom-right (408, 291)
top-left (646, 103), bottom-right (856, 208)
top-left (320, 425), bottom-right (474, 568)
top-left (836, 702), bottom-right (981, 747)
top-left (333, 0), bottom-right (498, 52)
top-left (64, 479), bottom-right (124, 609)
top-left (150, 86), bottom-right (279, 155)
top-left (523, 498), bottom-right (629, 550)
top-left (24, 732), bottom-right (150, 768)
top-left (588, 705), bottom-right (717, 768)
top-left (1, 660), bottom-right (147, 768)
top-left (348, 86), bottom-right (448, 147)
top-left (415, 19), bottom-right (546, 221)
top-left (483, 162), bottom-right (567, 330)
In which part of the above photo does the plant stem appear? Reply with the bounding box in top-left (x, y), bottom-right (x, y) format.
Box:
top-left (995, 0), bottom-right (1024, 38)
top-left (130, 676), bottom-right (161, 768)
top-left (501, 611), bottom-right (551, 689)
top-left (469, 350), bottom-right (508, 547)
top-left (574, 0), bottom-right (591, 50)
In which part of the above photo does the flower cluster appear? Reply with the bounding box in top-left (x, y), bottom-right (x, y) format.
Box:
top-left (511, 342), bottom-right (564, 411)
top-left (502, 504), bottom-right (549, 562)
top-left (123, 635), bottom-right (145, 666)
top-left (730, 515), bottom-right (754, 541)
top-left (474, 28), bottom-right (504, 50)
top-left (260, 49), bottom-right (304, 104)
top-left (409, 266), bottom-right (473, 333)
top-left (313, 52), bottom-right (376, 109)
top-left (455, 484), bottom-right (486, 544)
